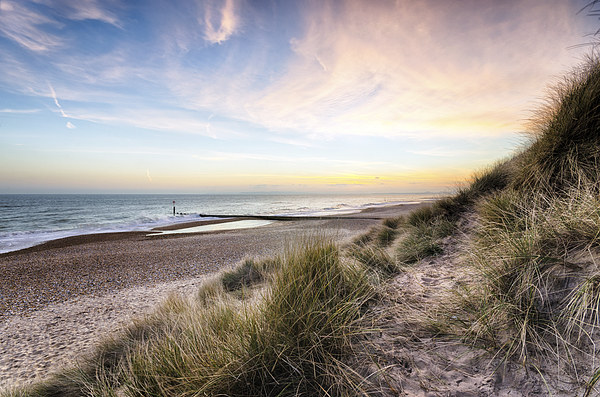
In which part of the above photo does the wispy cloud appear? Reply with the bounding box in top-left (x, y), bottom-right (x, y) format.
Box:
top-left (154, 0), bottom-right (589, 142)
top-left (48, 83), bottom-right (69, 118)
top-left (65, 107), bottom-right (225, 137)
top-left (146, 169), bottom-right (152, 183)
top-left (48, 82), bottom-right (78, 129)
top-left (0, 108), bottom-right (40, 114)
top-left (36, 0), bottom-right (122, 28)
top-left (238, 0), bottom-right (584, 139)
top-left (267, 136), bottom-right (315, 148)
top-left (0, 0), bottom-right (64, 51)
top-left (407, 147), bottom-right (475, 158)
top-left (201, 0), bottom-right (240, 44)
top-left (0, 0), bottom-right (121, 53)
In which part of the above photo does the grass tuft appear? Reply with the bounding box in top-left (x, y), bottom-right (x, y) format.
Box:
top-left (396, 217), bottom-right (454, 265)
top-left (396, 226), bottom-right (443, 265)
top-left (10, 238), bottom-right (376, 396)
top-left (465, 185), bottom-right (600, 365)
top-left (562, 273), bottom-right (600, 342)
top-left (514, 57), bottom-right (600, 193)
top-left (220, 258), bottom-right (264, 291)
top-left (375, 226), bottom-right (398, 247)
top-left (382, 216), bottom-right (403, 229)
top-left (350, 244), bottom-right (399, 275)
top-left (352, 228), bottom-right (377, 247)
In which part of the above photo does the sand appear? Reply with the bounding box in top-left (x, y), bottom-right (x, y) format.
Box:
top-left (0, 203), bottom-right (425, 390)
top-left (364, 214), bottom-right (586, 396)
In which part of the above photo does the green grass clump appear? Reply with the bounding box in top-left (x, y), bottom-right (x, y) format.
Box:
top-left (221, 259), bottom-right (262, 291)
top-left (221, 258), bottom-right (264, 291)
top-left (396, 216), bottom-right (454, 265)
top-left (466, 186), bottom-right (600, 364)
top-left (406, 205), bottom-right (438, 227)
top-left (475, 189), bottom-right (527, 235)
top-left (220, 257), bottom-right (283, 293)
top-left (375, 226), bottom-right (397, 247)
top-left (352, 228), bottom-right (377, 247)
top-left (259, 241), bottom-right (373, 395)
top-left (350, 245), bottom-right (399, 275)
top-left (11, 239), bottom-right (375, 396)
top-left (396, 226), bottom-right (443, 265)
top-left (514, 57), bottom-right (600, 192)
top-left (382, 216), bottom-right (403, 229)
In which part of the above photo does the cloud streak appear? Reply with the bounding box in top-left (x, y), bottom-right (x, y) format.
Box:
top-left (0, 0), bottom-right (64, 51)
top-left (48, 83), bottom-right (69, 118)
top-left (154, 0), bottom-right (591, 143)
top-left (201, 0), bottom-right (239, 44)
top-left (241, 0), bottom-right (585, 139)
top-left (65, 107), bottom-right (229, 138)
top-left (0, 108), bottom-right (40, 114)
top-left (37, 0), bottom-right (122, 28)
top-left (48, 82), bottom-right (78, 129)
top-left (0, 0), bottom-right (121, 52)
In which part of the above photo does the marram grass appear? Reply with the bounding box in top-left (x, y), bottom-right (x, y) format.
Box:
top-left (9, 238), bottom-right (377, 397)
top-left (393, 57), bottom-right (600, 389)
top-left (466, 181), bottom-right (600, 370)
top-left (514, 56), bottom-right (600, 192)
top-left (349, 244), bottom-right (399, 275)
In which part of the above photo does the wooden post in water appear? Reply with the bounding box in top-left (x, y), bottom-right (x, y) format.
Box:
top-left (173, 200), bottom-right (176, 216)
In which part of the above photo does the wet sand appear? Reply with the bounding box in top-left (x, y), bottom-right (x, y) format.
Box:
top-left (0, 203), bottom-right (427, 390)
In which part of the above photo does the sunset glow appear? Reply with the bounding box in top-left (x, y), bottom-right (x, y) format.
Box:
top-left (0, 0), bottom-right (597, 193)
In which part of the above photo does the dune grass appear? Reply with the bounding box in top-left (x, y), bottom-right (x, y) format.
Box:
top-left (513, 56), bottom-right (600, 193)
top-left (8, 238), bottom-right (378, 397)
top-left (349, 244), bottom-right (399, 276)
top-left (452, 57), bottom-right (600, 379)
top-left (339, 56), bottom-right (600, 390)
top-left (465, 186), bottom-right (600, 363)
top-left (220, 257), bottom-right (282, 292)
top-left (388, 161), bottom-right (511, 266)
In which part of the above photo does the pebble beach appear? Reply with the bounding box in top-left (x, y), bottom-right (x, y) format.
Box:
top-left (0, 203), bottom-right (425, 390)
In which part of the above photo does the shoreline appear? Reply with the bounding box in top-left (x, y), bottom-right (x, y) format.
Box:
top-left (0, 202), bottom-right (426, 258)
top-left (0, 202), bottom-right (428, 390)
top-left (0, 198), bottom-right (437, 256)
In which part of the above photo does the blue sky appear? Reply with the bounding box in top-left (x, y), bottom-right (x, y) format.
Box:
top-left (0, 0), bottom-right (598, 193)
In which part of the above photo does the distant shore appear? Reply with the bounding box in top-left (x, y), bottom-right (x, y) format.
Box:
top-left (0, 202), bottom-right (428, 390)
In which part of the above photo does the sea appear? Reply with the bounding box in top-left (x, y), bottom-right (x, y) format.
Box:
top-left (0, 193), bottom-right (438, 254)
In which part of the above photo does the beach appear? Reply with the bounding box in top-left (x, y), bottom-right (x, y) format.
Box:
top-left (0, 203), bottom-right (425, 390)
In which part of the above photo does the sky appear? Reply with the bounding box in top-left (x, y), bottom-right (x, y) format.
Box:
top-left (0, 0), bottom-right (598, 194)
